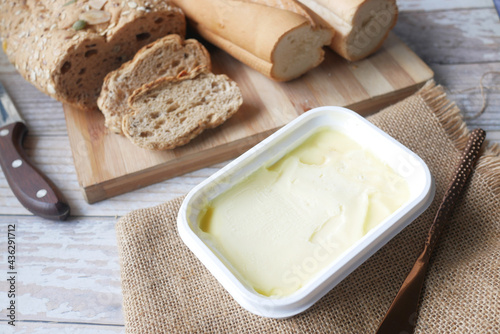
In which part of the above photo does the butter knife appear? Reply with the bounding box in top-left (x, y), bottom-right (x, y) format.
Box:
top-left (376, 128), bottom-right (486, 334)
top-left (0, 81), bottom-right (70, 220)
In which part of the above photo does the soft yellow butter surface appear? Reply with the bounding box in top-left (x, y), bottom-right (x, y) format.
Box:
top-left (197, 129), bottom-right (409, 297)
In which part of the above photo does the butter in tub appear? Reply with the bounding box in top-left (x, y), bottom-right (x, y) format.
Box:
top-left (178, 106), bottom-right (434, 318)
top-left (195, 128), bottom-right (410, 297)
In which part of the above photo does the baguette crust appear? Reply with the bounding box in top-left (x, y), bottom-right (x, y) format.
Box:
top-left (297, 0), bottom-right (398, 61)
top-left (124, 67), bottom-right (242, 150)
top-left (239, 0), bottom-right (316, 26)
top-left (0, 0), bottom-right (185, 110)
top-left (173, 0), bottom-right (332, 81)
top-left (98, 34), bottom-right (211, 133)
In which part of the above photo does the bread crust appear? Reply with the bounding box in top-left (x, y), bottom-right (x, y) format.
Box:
top-left (172, 0), bottom-right (332, 81)
top-left (0, 0), bottom-right (185, 110)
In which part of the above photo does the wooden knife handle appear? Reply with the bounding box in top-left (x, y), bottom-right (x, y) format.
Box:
top-left (0, 122), bottom-right (70, 220)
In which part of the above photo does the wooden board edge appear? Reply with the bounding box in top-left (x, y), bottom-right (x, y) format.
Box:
top-left (347, 79), bottom-right (433, 115)
top-left (81, 129), bottom-right (277, 203)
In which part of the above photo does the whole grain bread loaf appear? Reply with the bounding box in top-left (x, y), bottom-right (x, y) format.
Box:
top-left (0, 0), bottom-right (185, 110)
top-left (123, 67), bottom-right (243, 150)
top-left (98, 34), bottom-right (211, 133)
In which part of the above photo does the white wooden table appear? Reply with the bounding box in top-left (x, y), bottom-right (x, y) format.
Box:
top-left (1, 1), bottom-right (499, 332)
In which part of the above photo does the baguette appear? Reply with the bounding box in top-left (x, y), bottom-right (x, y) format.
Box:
top-left (296, 0), bottom-right (398, 61)
top-left (123, 67), bottom-right (243, 150)
top-left (172, 0), bottom-right (332, 81)
top-left (98, 35), bottom-right (211, 133)
top-left (0, 0), bottom-right (185, 110)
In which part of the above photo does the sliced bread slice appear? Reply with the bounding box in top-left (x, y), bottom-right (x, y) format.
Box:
top-left (98, 34), bottom-right (211, 133)
top-left (123, 67), bottom-right (243, 151)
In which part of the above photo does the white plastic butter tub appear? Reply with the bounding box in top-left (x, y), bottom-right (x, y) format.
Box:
top-left (177, 106), bottom-right (435, 318)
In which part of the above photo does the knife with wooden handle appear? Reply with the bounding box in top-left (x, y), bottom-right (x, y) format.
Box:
top-left (0, 81), bottom-right (70, 220)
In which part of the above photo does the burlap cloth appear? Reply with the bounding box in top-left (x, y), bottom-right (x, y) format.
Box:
top-left (116, 81), bottom-right (500, 333)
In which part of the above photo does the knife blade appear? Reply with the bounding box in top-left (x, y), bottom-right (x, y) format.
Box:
top-left (0, 81), bottom-right (70, 220)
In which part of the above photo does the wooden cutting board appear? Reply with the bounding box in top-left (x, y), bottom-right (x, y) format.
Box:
top-left (64, 33), bottom-right (433, 203)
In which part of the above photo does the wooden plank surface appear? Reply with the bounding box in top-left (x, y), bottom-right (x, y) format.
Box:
top-left (1, 1), bottom-right (500, 332)
top-left (394, 8), bottom-right (500, 64)
top-left (0, 217), bottom-right (123, 332)
top-left (64, 33), bottom-right (433, 203)
top-left (398, 0), bottom-right (493, 11)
